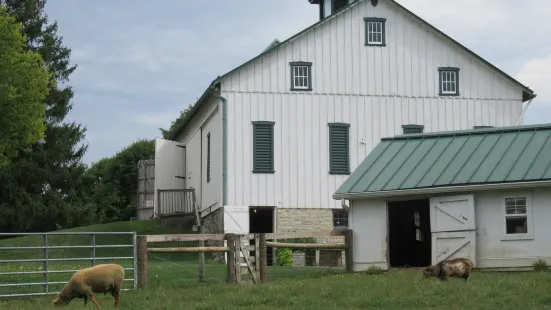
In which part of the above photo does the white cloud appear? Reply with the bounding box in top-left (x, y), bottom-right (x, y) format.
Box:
top-left (516, 53), bottom-right (551, 99)
top-left (130, 111), bottom-right (182, 128)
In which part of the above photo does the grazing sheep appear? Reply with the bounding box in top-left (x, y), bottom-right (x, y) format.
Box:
top-left (423, 257), bottom-right (473, 281)
top-left (53, 263), bottom-right (125, 308)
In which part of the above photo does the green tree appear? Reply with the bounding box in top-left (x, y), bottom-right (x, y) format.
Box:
top-left (0, 0), bottom-right (89, 233)
top-left (0, 6), bottom-right (50, 166)
top-left (160, 103), bottom-right (194, 139)
top-left (84, 139), bottom-right (155, 223)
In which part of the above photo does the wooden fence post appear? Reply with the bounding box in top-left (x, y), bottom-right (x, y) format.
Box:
top-left (259, 233), bottom-right (267, 283)
top-left (226, 234), bottom-right (236, 283)
top-left (198, 225), bottom-right (205, 282)
top-left (137, 235), bottom-right (148, 289)
top-left (344, 229), bottom-right (353, 273)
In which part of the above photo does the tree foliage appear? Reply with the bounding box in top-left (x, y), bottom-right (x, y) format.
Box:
top-left (0, 0), bottom-right (178, 233)
top-left (160, 103), bottom-right (194, 139)
top-left (0, 6), bottom-right (50, 166)
top-left (0, 0), bottom-right (89, 233)
top-left (84, 139), bottom-right (155, 223)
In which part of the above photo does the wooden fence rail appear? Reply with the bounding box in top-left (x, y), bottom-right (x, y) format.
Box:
top-left (136, 229), bottom-right (353, 289)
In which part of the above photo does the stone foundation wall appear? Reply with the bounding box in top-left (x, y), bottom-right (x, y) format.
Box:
top-left (275, 208), bottom-right (345, 267)
top-left (276, 208), bottom-right (333, 232)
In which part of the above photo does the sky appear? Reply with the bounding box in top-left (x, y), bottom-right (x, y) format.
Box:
top-left (43, 0), bottom-right (551, 165)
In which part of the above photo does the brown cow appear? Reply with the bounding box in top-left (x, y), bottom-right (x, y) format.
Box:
top-left (423, 258), bottom-right (473, 281)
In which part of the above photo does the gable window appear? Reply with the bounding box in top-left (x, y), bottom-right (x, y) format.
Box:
top-left (332, 209), bottom-right (349, 229)
top-left (328, 123), bottom-right (350, 175)
top-left (207, 132), bottom-right (211, 183)
top-left (502, 195), bottom-right (533, 241)
top-left (252, 121), bottom-right (275, 174)
top-left (438, 67), bottom-right (460, 96)
top-left (290, 62), bottom-right (313, 91)
top-left (364, 17), bottom-right (386, 46)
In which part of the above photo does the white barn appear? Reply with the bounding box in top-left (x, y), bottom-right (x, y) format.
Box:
top-left (152, 0), bottom-right (536, 247)
top-left (333, 124), bottom-right (551, 271)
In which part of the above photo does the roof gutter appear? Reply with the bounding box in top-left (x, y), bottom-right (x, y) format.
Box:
top-left (333, 180), bottom-right (551, 201)
top-left (515, 94), bottom-right (537, 126)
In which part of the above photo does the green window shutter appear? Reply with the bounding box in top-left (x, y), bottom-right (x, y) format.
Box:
top-left (402, 124), bottom-right (424, 134)
top-left (253, 121), bottom-right (275, 174)
top-left (332, 0), bottom-right (349, 13)
top-left (329, 123), bottom-right (350, 175)
top-left (207, 132), bottom-right (211, 183)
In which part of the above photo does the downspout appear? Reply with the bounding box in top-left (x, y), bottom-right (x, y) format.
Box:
top-left (208, 89), bottom-right (228, 208)
top-left (341, 198), bottom-right (349, 213)
top-left (515, 94), bottom-right (537, 126)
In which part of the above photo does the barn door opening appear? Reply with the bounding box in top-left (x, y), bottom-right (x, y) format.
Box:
top-left (249, 206), bottom-right (275, 266)
top-left (429, 194), bottom-right (476, 265)
top-left (387, 199), bottom-right (432, 268)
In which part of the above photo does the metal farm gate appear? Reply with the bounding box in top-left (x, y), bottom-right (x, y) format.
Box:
top-left (0, 232), bottom-right (137, 298)
top-left (137, 159), bottom-right (155, 220)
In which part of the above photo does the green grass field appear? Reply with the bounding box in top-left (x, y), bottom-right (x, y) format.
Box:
top-left (0, 220), bottom-right (550, 309)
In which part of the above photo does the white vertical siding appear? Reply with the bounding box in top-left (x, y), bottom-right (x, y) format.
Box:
top-left (350, 199), bottom-right (388, 271)
top-left (220, 0), bottom-right (526, 210)
top-left (475, 188), bottom-right (551, 268)
top-left (201, 108), bottom-right (222, 211)
top-left (174, 96), bottom-right (223, 212)
top-left (185, 133), bottom-right (202, 208)
top-left (224, 92), bottom-right (522, 209)
top-left (153, 138), bottom-right (186, 215)
top-left (223, 0), bottom-right (524, 101)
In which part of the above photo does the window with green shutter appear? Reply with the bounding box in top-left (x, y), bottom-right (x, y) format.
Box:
top-left (328, 123), bottom-right (350, 175)
top-left (332, 0), bottom-right (349, 13)
top-left (402, 124), bottom-right (424, 134)
top-left (252, 121), bottom-right (275, 174)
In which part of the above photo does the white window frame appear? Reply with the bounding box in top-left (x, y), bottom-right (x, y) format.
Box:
top-left (293, 66), bottom-right (309, 89)
top-left (290, 61), bottom-right (313, 91)
top-left (500, 192), bottom-right (534, 241)
top-left (438, 67), bottom-right (460, 96)
top-left (364, 17), bottom-right (386, 46)
top-left (367, 21), bottom-right (383, 44)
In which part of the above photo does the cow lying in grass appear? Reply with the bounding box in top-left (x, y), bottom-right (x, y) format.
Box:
top-left (52, 263), bottom-right (125, 309)
top-left (423, 258), bottom-right (473, 281)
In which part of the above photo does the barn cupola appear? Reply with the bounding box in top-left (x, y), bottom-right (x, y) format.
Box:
top-left (309, 0), bottom-right (356, 20)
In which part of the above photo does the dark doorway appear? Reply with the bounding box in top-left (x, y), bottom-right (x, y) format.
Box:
top-left (387, 199), bottom-right (431, 268)
top-left (249, 206), bottom-right (274, 266)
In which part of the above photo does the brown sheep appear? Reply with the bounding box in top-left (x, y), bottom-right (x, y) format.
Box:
top-left (52, 263), bottom-right (125, 308)
top-left (423, 257), bottom-right (473, 281)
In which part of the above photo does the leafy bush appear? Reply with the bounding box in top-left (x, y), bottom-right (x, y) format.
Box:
top-left (533, 259), bottom-right (548, 272)
top-left (276, 248), bottom-right (293, 267)
top-left (278, 237), bottom-right (317, 266)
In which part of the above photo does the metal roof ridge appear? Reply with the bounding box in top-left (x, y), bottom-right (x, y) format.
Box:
top-left (381, 123), bottom-right (551, 141)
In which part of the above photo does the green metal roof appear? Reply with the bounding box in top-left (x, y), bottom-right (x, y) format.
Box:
top-left (334, 124), bottom-right (551, 197)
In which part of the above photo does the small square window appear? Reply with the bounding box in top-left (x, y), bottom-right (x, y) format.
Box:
top-left (438, 67), bottom-right (460, 96)
top-left (332, 209), bottom-right (348, 229)
top-left (290, 62), bottom-right (312, 91)
top-left (364, 17), bottom-right (386, 46)
top-left (502, 195), bottom-right (533, 241)
top-left (504, 197), bottom-right (528, 234)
